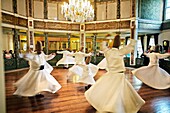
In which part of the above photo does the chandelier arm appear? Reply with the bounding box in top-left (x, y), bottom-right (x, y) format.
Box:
top-left (61, 0), bottom-right (94, 23)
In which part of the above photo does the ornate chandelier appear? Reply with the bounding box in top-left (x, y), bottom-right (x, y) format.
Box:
top-left (61, 0), bottom-right (94, 23)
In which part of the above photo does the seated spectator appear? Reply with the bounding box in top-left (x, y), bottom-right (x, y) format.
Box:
top-left (9, 50), bottom-right (15, 58)
top-left (140, 46), bottom-right (151, 66)
top-left (3, 50), bottom-right (7, 59)
top-left (5, 51), bottom-right (12, 59)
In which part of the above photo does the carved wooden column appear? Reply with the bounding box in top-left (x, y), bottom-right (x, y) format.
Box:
top-left (143, 35), bottom-right (147, 51)
top-left (13, 29), bottom-right (20, 68)
top-left (26, 0), bottom-right (34, 17)
top-left (80, 24), bottom-right (86, 52)
top-left (67, 33), bottom-right (71, 49)
top-left (27, 20), bottom-right (34, 50)
top-left (13, 0), bottom-right (19, 61)
top-left (0, 0), bottom-right (6, 112)
top-left (44, 0), bottom-right (48, 54)
top-left (92, 33), bottom-right (97, 64)
top-left (146, 34), bottom-right (151, 48)
top-left (44, 0), bottom-right (48, 19)
top-left (13, 0), bottom-right (17, 13)
top-left (44, 33), bottom-right (48, 54)
top-left (140, 35), bottom-right (145, 52)
top-left (130, 0), bottom-right (138, 65)
top-left (117, 0), bottom-right (121, 19)
top-left (26, 0), bottom-right (34, 50)
top-left (130, 0), bottom-right (137, 17)
top-left (154, 33), bottom-right (159, 45)
top-left (130, 21), bottom-right (138, 65)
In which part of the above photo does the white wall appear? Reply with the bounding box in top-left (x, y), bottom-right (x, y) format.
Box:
top-left (1, 0), bottom-right (13, 12)
top-left (97, 3), bottom-right (106, 21)
top-left (34, 1), bottom-right (44, 19)
top-left (158, 30), bottom-right (170, 46)
top-left (2, 33), bottom-right (14, 51)
top-left (48, 3), bottom-right (58, 20)
top-left (57, 3), bottom-right (65, 21)
top-left (17, 0), bottom-right (26, 16)
top-left (107, 2), bottom-right (116, 20)
top-left (121, 0), bottom-right (130, 18)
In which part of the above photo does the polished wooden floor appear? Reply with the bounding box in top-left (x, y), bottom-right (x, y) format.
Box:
top-left (5, 67), bottom-right (170, 113)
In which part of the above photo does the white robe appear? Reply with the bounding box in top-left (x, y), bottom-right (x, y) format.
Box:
top-left (97, 58), bottom-right (108, 71)
top-left (85, 39), bottom-right (145, 113)
top-left (13, 52), bottom-right (61, 97)
top-left (97, 58), bottom-right (106, 69)
top-left (68, 52), bottom-right (98, 84)
top-left (132, 52), bottom-right (170, 89)
top-left (56, 50), bottom-right (75, 66)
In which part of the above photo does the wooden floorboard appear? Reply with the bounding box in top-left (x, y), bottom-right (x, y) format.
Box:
top-left (5, 67), bottom-right (170, 113)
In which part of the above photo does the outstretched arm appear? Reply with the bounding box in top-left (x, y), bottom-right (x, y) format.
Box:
top-left (19, 52), bottom-right (33, 61)
top-left (98, 50), bottom-right (104, 54)
top-left (19, 49), bottom-right (32, 58)
top-left (157, 53), bottom-right (170, 59)
top-left (100, 41), bottom-right (109, 53)
top-left (56, 51), bottom-right (64, 54)
top-left (85, 52), bottom-right (92, 57)
top-left (119, 39), bottom-right (136, 55)
top-left (67, 52), bottom-right (75, 57)
top-left (45, 53), bottom-right (56, 61)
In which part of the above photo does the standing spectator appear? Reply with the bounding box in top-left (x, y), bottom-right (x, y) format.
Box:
top-left (9, 50), bottom-right (15, 58)
top-left (5, 50), bottom-right (12, 59)
top-left (140, 46), bottom-right (151, 66)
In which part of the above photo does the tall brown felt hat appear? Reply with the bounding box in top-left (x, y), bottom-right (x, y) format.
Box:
top-left (113, 34), bottom-right (120, 48)
top-left (36, 41), bottom-right (43, 50)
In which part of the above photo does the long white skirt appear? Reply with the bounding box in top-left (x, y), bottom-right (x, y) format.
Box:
top-left (56, 56), bottom-right (75, 66)
top-left (68, 63), bottom-right (99, 84)
top-left (13, 69), bottom-right (61, 97)
top-left (85, 72), bottom-right (145, 113)
top-left (45, 62), bottom-right (53, 73)
top-left (97, 58), bottom-right (107, 70)
top-left (132, 64), bottom-right (170, 89)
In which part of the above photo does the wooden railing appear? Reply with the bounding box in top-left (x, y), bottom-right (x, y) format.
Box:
top-left (4, 56), bottom-right (170, 73)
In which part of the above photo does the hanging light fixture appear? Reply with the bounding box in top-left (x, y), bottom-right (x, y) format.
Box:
top-left (61, 0), bottom-right (94, 23)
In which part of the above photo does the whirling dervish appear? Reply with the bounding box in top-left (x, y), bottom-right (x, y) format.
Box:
top-left (56, 48), bottom-right (76, 68)
top-left (97, 57), bottom-right (108, 70)
top-left (67, 47), bottom-right (99, 86)
top-left (13, 41), bottom-right (61, 97)
top-left (85, 35), bottom-right (145, 113)
top-left (132, 44), bottom-right (170, 89)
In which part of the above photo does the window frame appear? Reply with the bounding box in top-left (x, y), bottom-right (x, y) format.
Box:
top-left (164, 0), bottom-right (170, 20)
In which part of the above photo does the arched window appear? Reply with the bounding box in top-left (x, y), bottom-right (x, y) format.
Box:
top-left (165, 0), bottom-right (170, 20)
top-left (137, 37), bottom-right (143, 57)
top-left (149, 36), bottom-right (155, 46)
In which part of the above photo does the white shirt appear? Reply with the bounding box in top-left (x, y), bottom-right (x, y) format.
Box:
top-left (102, 39), bottom-right (136, 73)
